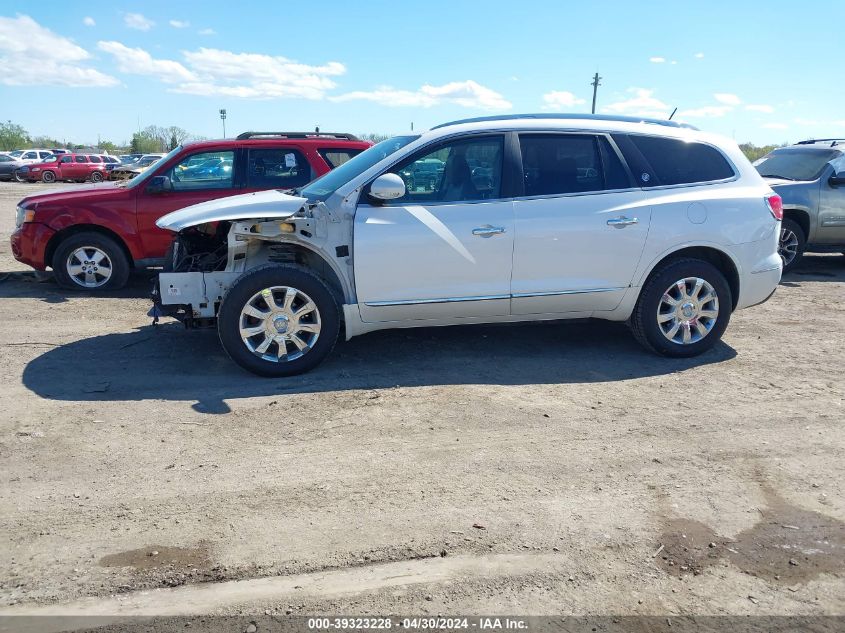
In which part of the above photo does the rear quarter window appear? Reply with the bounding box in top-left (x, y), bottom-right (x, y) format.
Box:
top-left (622, 135), bottom-right (735, 186)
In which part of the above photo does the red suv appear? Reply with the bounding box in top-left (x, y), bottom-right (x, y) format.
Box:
top-left (11, 133), bottom-right (370, 290)
top-left (21, 153), bottom-right (109, 184)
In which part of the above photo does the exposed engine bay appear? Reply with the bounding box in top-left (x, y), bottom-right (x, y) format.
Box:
top-left (164, 222), bottom-right (231, 273)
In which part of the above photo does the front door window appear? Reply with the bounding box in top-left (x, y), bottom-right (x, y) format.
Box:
top-left (388, 136), bottom-right (504, 203)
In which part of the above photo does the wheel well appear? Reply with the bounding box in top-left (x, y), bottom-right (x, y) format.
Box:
top-left (782, 208), bottom-right (809, 240)
top-left (262, 242), bottom-right (348, 306)
top-left (648, 247), bottom-right (740, 311)
top-left (45, 224), bottom-right (135, 270)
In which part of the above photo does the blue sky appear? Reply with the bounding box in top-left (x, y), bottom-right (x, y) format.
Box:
top-left (1, 1), bottom-right (841, 146)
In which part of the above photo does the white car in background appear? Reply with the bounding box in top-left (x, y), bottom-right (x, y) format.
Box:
top-left (153, 114), bottom-right (783, 376)
top-left (10, 149), bottom-right (54, 164)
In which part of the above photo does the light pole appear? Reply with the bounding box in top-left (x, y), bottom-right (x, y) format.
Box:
top-left (590, 73), bottom-right (601, 114)
top-left (219, 108), bottom-right (227, 138)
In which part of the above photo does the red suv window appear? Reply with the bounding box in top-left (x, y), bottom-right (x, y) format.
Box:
top-left (75, 155), bottom-right (88, 163)
top-left (246, 149), bottom-right (314, 188)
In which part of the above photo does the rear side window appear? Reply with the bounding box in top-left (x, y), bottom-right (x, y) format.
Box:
top-left (88, 155), bottom-right (102, 163)
top-left (60, 156), bottom-right (73, 164)
top-left (519, 134), bottom-right (631, 196)
top-left (247, 149), bottom-right (314, 189)
top-left (75, 155), bottom-right (88, 163)
top-left (626, 135), bottom-right (734, 186)
top-left (319, 148), bottom-right (363, 168)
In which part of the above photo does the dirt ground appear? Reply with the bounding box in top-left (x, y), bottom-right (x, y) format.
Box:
top-left (0, 181), bottom-right (843, 620)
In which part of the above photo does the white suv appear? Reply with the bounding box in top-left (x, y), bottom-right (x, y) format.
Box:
top-left (153, 114), bottom-right (783, 376)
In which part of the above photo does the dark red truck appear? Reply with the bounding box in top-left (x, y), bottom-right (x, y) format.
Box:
top-left (11, 133), bottom-right (370, 290)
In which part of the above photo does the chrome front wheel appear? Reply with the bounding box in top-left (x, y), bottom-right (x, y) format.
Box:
top-left (238, 286), bottom-right (322, 363)
top-left (656, 277), bottom-right (720, 345)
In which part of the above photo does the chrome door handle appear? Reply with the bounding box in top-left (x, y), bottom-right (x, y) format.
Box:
top-left (607, 216), bottom-right (639, 228)
top-left (472, 226), bottom-right (506, 237)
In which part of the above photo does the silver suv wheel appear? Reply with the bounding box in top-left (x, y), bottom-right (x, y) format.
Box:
top-left (656, 277), bottom-right (719, 345)
top-left (239, 286), bottom-right (321, 362)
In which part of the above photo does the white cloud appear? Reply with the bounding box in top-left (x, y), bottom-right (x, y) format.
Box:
top-left (600, 88), bottom-right (671, 118)
top-left (124, 13), bottom-right (154, 31)
top-left (83, 16), bottom-right (95, 27)
top-left (714, 93), bottom-right (742, 106)
top-left (649, 57), bottom-right (666, 63)
top-left (746, 104), bottom-right (774, 114)
top-left (541, 90), bottom-right (586, 110)
top-left (0, 15), bottom-right (118, 87)
top-left (330, 80), bottom-right (511, 110)
top-left (678, 105), bottom-right (733, 118)
top-left (198, 28), bottom-right (216, 35)
top-left (98, 41), bottom-right (197, 83)
top-left (178, 48), bottom-right (344, 99)
top-left (169, 20), bottom-right (190, 29)
top-left (762, 123), bottom-right (789, 130)
top-left (670, 60), bottom-right (677, 65)
top-left (694, 52), bottom-right (704, 59)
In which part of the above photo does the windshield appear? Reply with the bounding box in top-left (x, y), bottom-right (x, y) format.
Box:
top-left (122, 146), bottom-right (182, 188)
top-left (753, 148), bottom-right (840, 181)
top-left (300, 135), bottom-right (419, 201)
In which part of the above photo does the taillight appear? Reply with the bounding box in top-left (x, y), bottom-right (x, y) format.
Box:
top-left (766, 194), bottom-right (783, 221)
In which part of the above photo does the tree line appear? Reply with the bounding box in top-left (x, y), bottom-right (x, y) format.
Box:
top-left (0, 120), bottom-right (201, 154)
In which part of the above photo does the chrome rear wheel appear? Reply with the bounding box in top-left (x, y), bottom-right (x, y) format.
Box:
top-left (657, 277), bottom-right (719, 345)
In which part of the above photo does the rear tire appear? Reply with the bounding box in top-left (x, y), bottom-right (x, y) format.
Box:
top-left (629, 258), bottom-right (732, 357)
top-left (41, 170), bottom-right (56, 183)
top-left (13, 170), bottom-right (25, 183)
top-left (779, 218), bottom-right (805, 273)
top-left (52, 232), bottom-right (131, 291)
top-left (217, 265), bottom-right (340, 377)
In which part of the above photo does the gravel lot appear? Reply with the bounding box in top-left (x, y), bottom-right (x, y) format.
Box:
top-left (0, 181), bottom-right (843, 618)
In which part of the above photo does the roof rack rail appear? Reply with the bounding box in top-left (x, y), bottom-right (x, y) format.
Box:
top-left (236, 131), bottom-right (360, 141)
top-left (795, 138), bottom-right (845, 146)
top-left (431, 113), bottom-right (699, 131)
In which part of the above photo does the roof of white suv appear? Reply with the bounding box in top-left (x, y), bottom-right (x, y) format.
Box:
top-left (432, 113), bottom-right (698, 131)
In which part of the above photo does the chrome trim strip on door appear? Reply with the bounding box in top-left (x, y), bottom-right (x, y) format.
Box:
top-left (364, 294), bottom-right (510, 307)
top-left (365, 287), bottom-right (625, 307)
top-left (511, 287), bottom-right (625, 298)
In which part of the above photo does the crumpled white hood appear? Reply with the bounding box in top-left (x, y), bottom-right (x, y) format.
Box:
top-left (156, 189), bottom-right (307, 232)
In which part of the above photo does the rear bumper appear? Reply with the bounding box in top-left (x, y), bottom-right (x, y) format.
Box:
top-left (736, 248), bottom-right (782, 310)
top-left (10, 223), bottom-right (56, 270)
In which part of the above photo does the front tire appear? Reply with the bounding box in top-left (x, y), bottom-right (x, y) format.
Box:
top-left (217, 265), bottom-right (340, 377)
top-left (629, 258), bottom-right (732, 357)
top-left (41, 170), bottom-right (56, 183)
top-left (778, 218), bottom-right (805, 273)
top-left (52, 232), bottom-right (131, 291)
top-left (90, 171), bottom-right (104, 183)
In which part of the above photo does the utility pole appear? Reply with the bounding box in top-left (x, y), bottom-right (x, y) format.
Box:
top-left (590, 73), bottom-right (601, 114)
top-left (219, 108), bottom-right (227, 138)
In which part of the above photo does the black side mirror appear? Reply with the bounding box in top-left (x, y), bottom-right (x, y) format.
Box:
top-left (147, 175), bottom-right (173, 194)
top-left (829, 172), bottom-right (845, 187)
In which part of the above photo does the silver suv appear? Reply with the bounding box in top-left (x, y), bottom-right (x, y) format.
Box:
top-left (754, 139), bottom-right (845, 272)
top-left (153, 114), bottom-right (782, 377)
